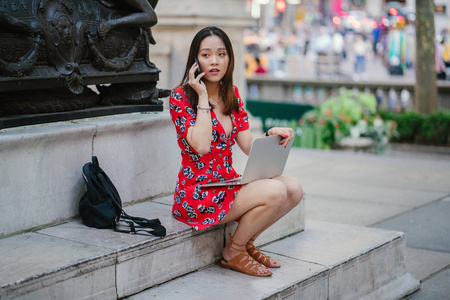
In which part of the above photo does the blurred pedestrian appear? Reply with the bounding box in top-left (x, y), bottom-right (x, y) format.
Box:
top-left (436, 31), bottom-right (447, 80)
top-left (331, 27), bottom-right (345, 75)
top-left (442, 28), bottom-right (450, 80)
top-left (314, 26), bottom-right (331, 56)
top-left (268, 41), bottom-right (286, 76)
top-left (353, 34), bottom-right (367, 81)
top-left (372, 21), bottom-right (382, 55)
top-left (314, 26), bottom-right (331, 76)
top-left (303, 27), bottom-right (310, 56)
top-left (331, 27), bottom-right (345, 59)
top-left (386, 26), bottom-right (405, 75)
top-left (404, 19), bottom-right (416, 69)
top-left (254, 57), bottom-right (267, 74)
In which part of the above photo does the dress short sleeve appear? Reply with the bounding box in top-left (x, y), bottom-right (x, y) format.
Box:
top-left (169, 87), bottom-right (196, 141)
top-left (234, 86), bottom-right (250, 131)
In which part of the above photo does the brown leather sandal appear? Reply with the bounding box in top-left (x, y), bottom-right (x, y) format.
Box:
top-left (246, 239), bottom-right (281, 268)
top-left (220, 236), bottom-right (272, 277)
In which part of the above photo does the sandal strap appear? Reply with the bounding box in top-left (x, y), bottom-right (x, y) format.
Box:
top-left (247, 244), bottom-right (273, 267)
top-left (223, 234), bottom-right (271, 276)
top-left (230, 241), bottom-right (246, 252)
top-left (226, 234), bottom-right (246, 252)
top-left (226, 252), bottom-right (268, 276)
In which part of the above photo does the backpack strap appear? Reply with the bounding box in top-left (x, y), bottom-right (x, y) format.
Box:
top-left (114, 219), bottom-right (166, 236)
top-left (120, 213), bottom-right (166, 236)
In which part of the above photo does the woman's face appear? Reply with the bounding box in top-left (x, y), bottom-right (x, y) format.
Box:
top-left (197, 35), bottom-right (229, 83)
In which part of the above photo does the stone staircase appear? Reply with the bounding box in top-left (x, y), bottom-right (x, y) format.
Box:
top-left (132, 220), bottom-right (419, 300)
top-left (0, 112), bottom-right (419, 299)
top-left (0, 195), bottom-right (306, 299)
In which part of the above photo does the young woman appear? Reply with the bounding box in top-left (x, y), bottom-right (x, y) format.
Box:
top-left (169, 27), bottom-right (303, 277)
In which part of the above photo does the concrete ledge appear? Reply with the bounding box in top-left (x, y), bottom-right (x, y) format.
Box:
top-left (0, 111), bottom-right (179, 237)
top-left (0, 233), bottom-right (117, 299)
top-left (131, 221), bottom-right (419, 300)
top-left (360, 273), bottom-right (420, 300)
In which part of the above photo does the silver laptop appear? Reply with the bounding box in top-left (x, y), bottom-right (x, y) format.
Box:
top-left (202, 135), bottom-right (292, 187)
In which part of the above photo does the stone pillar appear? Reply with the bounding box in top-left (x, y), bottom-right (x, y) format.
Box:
top-left (151, 1), bottom-right (255, 106)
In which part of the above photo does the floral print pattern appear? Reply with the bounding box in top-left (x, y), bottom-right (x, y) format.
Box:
top-left (170, 86), bottom-right (249, 230)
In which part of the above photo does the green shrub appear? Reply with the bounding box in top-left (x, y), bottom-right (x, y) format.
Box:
top-left (378, 109), bottom-right (450, 146)
top-left (393, 111), bottom-right (425, 143)
top-left (419, 110), bottom-right (450, 146)
top-left (377, 110), bottom-right (395, 122)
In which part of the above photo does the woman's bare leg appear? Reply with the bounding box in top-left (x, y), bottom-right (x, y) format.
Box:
top-left (246, 176), bottom-right (303, 267)
top-left (250, 176), bottom-right (303, 240)
top-left (217, 178), bottom-right (287, 273)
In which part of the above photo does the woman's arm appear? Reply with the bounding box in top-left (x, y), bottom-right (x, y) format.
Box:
top-left (235, 129), bottom-right (254, 156)
top-left (185, 62), bottom-right (212, 154)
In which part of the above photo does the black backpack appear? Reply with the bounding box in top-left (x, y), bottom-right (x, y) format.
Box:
top-left (79, 156), bottom-right (166, 237)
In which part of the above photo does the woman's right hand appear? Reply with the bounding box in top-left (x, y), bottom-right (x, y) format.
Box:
top-left (188, 62), bottom-right (206, 96)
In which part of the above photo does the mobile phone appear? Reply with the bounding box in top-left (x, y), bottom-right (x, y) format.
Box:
top-left (194, 58), bottom-right (201, 78)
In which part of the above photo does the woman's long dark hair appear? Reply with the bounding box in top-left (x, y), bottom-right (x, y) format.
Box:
top-left (179, 26), bottom-right (239, 115)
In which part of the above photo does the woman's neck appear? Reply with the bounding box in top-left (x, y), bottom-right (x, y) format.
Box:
top-left (205, 81), bottom-right (221, 106)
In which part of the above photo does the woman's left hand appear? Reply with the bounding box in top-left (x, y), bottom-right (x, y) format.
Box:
top-left (267, 127), bottom-right (295, 148)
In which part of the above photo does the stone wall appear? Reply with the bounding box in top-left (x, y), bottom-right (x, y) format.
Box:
top-left (0, 112), bottom-right (179, 237)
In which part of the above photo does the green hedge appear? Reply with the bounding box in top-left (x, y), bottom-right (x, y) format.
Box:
top-left (378, 110), bottom-right (450, 146)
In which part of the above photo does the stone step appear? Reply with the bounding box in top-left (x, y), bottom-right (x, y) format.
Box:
top-left (0, 195), bottom-right (305, 299)
top-left (0, 111), bottom-right (180, 238)
top-left (129, 221), bottom-right (420, 300)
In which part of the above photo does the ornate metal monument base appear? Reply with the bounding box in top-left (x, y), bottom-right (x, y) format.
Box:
top-left (0, 0), bottom-right (168, 129)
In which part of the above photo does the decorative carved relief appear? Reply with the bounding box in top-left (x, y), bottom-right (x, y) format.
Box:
top-left (37, 0), bottom-right (87, 93)
top-left (0, 11), bottom-right (40, 77)
top-left (0, 0), bottom-right (165, 118)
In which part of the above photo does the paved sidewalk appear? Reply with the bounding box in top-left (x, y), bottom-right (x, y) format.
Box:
top-left (233, 142), bottom-right (450, 299)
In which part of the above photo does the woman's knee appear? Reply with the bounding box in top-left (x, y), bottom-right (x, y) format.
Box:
top-left (264, 179), bottom-right (288, 206)
top-left (237, 179), bottom-right (286, 208)
top-left (284, 177), bottom-right (303, 206)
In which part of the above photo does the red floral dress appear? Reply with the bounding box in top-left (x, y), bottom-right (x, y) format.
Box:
top-left (169, 85), bottom-right (249, 230)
